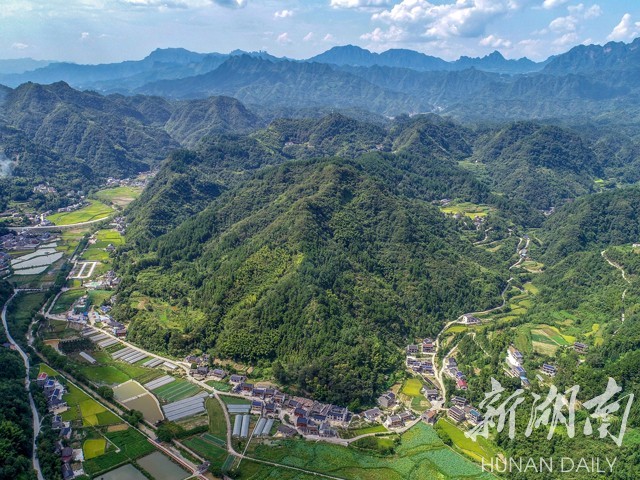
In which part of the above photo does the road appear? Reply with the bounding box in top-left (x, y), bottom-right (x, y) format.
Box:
top-left (1, 291), bottom-right (45, 480)
top-left (8, 215), bottom-right (114, 232)
top-left (602, 250), bottom-right (631, 325)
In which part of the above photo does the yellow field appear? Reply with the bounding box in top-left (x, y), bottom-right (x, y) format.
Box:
top-left (83, 439), bottom-right (106, 459)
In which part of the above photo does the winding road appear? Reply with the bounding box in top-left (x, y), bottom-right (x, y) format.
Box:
top-left (602, 250), bottom-right (631, 325)
top-left (1, 291), bottom-right (45, 480)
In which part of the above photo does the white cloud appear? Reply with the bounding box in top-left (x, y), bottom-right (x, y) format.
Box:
top-left (323, 33), bottom-right (335, 42)
top-left (80, 32), bottom-right (90, 40)
top-left (549, 15), bottom-right (577, 32)
top-left (553, 31), bottom-right (578, 45)
top-left (330, 0), bottom-right (391, 8)
top-left (369, 0), bottom-right (522, 41)
top-left (274, 9), bottom-right (293, 18)
top-left (360, 25), bottom-right (406, 42)
top-left (11, 42), bottom-right (29, 50)
top-left (303, 32), bottom-right (314, 42)
top-left (277, 32), bottom-right (291, 44)
top-left (542, 0), bottom-right (569, 9)
top-left (120, 0), bottom-right (246, 8)
top-left (480, 34), bottom-right (512, 49)
top-left (607, 13), bottom-right (640, 42)
top-left (548, 4), bottom-right (602, 34)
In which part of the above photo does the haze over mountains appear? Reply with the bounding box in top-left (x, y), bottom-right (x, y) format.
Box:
top-left (1, 38), bottom-right (639, 121)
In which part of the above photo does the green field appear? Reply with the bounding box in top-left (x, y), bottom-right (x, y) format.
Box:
top-left (206, 398), bottom-right (228, 443)
top-left (83, 427), bottom-right (155, 476)
top-left (182, 436), bottom-right (230, 472)
top-left (341, 424), bottom-right (387, 439)
top-left (437, 419), bottom-right (500, 464)
top-left (246, 423), bottom-right (492, 479)
top-left (79, 365), bottom-right (130, 385)
top-left (83, 438), bottom-right (107, 459)
top-left (401, 378), bottom-right (423, 397)
top-left (440, 201), bottom-right (493, 219)
top-left (6, 291), bottom-right (46, 341)
top-left (220, 395), bottom-right (251, 406)
top-left (94, 186), bottom-right (143, 207)
top-left (80, 229), bottom-right (124, 262)
top-left (61, 383), bottom-right (120, 426)
top-left (153, 378), bottom-right (202, 403)
top-left (48, 199), bottom-right (113, 226)
top-left (51, 289), bottom-right (85, 314)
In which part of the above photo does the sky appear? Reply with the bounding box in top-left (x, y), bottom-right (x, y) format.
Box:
top-left (1, 0), bottom-right (640, 63)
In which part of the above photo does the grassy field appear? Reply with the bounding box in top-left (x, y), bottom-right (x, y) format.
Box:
top-left (220, 395), bottom-right (251, 406)
top-left (153, 378), bottom-right (202, 403)
top-left (80, 229), bottom-right (124, 262)
top-left (401, 378), bottom-right (423, 397)
top-left (246, 422), bottom-right (492, 479)
top-left (341, 424), bottom-right (387, 439)
top-left (48, 199), bottom-right (113, 226)
top-left (83, 438), bottom-right (107, 459)
top-left (80, 365), bottom-right (130, 385)
top-left (61, 382), bottom-right (120, 426)
top-left (437, 419), bottom-right (500, 464)
top-left (182, 436), bottom-right (230, 472)
top-left (83, 427), bottom-right (155, 476)
top-left (51, 289), bottom-right (85, 314)
top-left (94, 186), bottom-right (143, 207)
top-left (440, 201), bottom-right (493, 219)
top-left (206, 379), bottom-right (232, 392)
top-left (6, 291), bottom-right (46, 341)
top-left (206, 398), bottom-right (228, 443)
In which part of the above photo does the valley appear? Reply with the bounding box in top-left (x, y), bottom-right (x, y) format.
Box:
top-left (2, 33), bottom-right (640, 480)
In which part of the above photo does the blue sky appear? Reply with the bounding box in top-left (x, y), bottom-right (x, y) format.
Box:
top-left (1, 0), bottom-right (639, 63)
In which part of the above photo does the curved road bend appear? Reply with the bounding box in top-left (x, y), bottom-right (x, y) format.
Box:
top-left (1, 291), bottom-right (45, 480)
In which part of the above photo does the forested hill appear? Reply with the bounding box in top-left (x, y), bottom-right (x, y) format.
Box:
top-left (542, 187), bottom-right (640, 262)
top-left (0, 81), bottom-right (261, 211)
top-left (116, 154), bottom-right (507, 405)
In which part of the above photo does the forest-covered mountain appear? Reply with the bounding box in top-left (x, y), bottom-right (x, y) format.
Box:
top-left (110, 111), bottom-right (640, 404)
top-left (116, 152), bottom-right (509, 405)
top-left (0, 81), bottom-right (260, 210)
top-left (4, 39), bottom-right (640, 121)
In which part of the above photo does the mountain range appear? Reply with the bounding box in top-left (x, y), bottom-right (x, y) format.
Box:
top-left (0, 39), bottom-right (639, 121)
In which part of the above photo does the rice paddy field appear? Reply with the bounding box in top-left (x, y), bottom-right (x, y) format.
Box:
top-left (245, 423), bottom-right (494, 480)
top-left (83, 428), bottom-right (156, 477)
top-left (80, 229), bottom-right (124, 262)
top-left (61, 382), bottom-right (120, 427)
top-left (436, 419), bottom-right (500, 464)
top-left (83, 438), bottom-right (107, 459)
top-left (153, 378), bottom-right (202, 403)
top-left (94, 186), bottom-right (143, 207)
top-left (439, 201), bottom-right (493, 219)
top-left (47, 199), bottom-right (113, 226)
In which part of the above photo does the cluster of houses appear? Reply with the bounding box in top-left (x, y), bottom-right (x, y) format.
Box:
top-left (444, 357), bottom-right (468, 390)
top-left (506, 345), bottom-right (558, 385)
top-left (228, 375), bottom-right (350, 437)
top-left (1, 231), bottom-right (55, 251)
top-left (38, 372), bottom-right (69, 413)
top-left (105, 176), bottom-right (148, 189)
top-left (408, 337), bottom-right (436, 354)
top-left (446, 395), bottom-right (483, 426)
top-left (366, 391), bottom-right (416, 429)
top-left (111, 217), bottom-right (127, 235)
top-left (34, 184), bottom-right (58, 194)
top-left (38, 374), bottom-right (87, 479)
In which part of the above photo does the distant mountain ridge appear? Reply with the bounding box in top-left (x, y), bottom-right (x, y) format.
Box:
top-left (310, 45), bottom-right (544, 74)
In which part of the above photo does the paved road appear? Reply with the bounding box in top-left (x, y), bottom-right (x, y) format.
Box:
top-left (8, 215), bottom-right (114, 232)
top-left (1, 291), bottom-right (45, 480)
